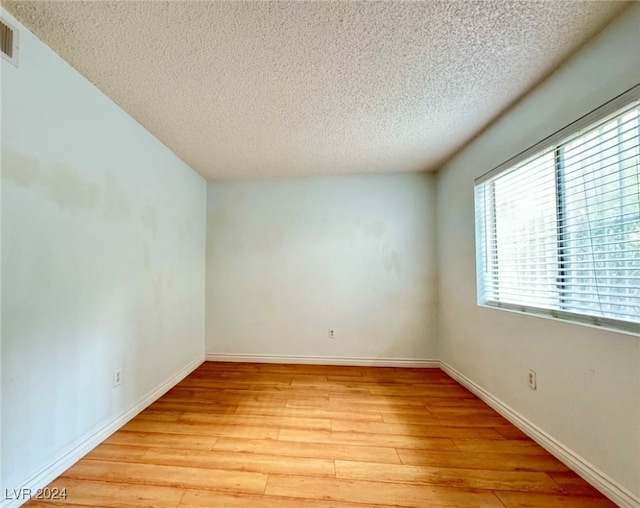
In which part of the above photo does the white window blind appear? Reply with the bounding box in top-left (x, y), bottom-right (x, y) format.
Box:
top-left (475, 86), bottom-right (640, 333)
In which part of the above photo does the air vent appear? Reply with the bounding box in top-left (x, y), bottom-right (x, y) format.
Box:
top-left (1, 17), bottom-right (19, 67)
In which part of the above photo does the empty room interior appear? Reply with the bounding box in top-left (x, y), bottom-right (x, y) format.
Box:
top-left (1, 1), bottom-right (639, 508)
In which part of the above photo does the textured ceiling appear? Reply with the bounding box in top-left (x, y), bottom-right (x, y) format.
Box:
top-left (3, 1), bottom-right (632, 180)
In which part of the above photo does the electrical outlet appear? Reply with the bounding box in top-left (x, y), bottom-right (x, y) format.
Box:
top-left (113, 368), bottom-right (122, 387)
top-left (528, 369), bottom-right (537, 390)
top-left (328, 329), bottom-right (336, 339)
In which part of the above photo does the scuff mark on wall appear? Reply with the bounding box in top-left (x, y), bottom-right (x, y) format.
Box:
top-left (383, 250), bottom-right (401, 275)
top-left (2, 147), bottom-right (41, 187)
top-left (152, 273), bottom-right (163, 309)
top-left (142, 244), bottom-right (150, 270)
top-left (364, 220), bottom-right (387, 238)
top-left (257, 289), bottom-right (277, 314)
top-left (255, 229), bottom-right (285, 253)
top-left (103, 172), bottom-right (131, 219)
top-left (209, 207), bottom-right (230, 231)
top-left (42, 162), bottom-right (100, 210)
top-left (141, 206), bottom-right (157, 234)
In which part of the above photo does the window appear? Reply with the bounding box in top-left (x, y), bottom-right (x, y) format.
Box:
top-left (475, 86), bottom-right (640, 333)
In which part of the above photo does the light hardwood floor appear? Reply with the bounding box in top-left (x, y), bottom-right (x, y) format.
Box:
top-left (26, 362), bottom-right (616, 508)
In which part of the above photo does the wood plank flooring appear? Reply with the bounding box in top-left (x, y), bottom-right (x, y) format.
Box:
top-left (25, 362), bottom-right (616, 508)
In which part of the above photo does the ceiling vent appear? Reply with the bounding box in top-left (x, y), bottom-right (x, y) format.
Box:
top-left (1, 17), bottom-right (19, 67)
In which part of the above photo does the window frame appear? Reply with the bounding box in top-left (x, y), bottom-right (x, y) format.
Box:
top-left (474, 84), bottom-right (640, 336)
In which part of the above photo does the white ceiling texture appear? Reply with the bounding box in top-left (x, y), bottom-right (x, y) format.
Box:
top-left (3, 1), bottom-right (632, 179)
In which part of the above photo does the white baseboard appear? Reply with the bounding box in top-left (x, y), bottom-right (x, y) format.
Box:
top-left (1, 355), bottom-right (205, 508)
top-left (440, 361), bottom-right (639, 508)
top-left (4, 354), bottom-right (635, 508)
top-left (205, 353), bottom-right (440, 368)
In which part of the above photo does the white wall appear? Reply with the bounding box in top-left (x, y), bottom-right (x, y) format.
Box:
top-left (437, 4), bottom-right (640, 505)
top-left (1, 10), bottom-right (206, 495)
top-left (206, 173), bottom-right (437, 363)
